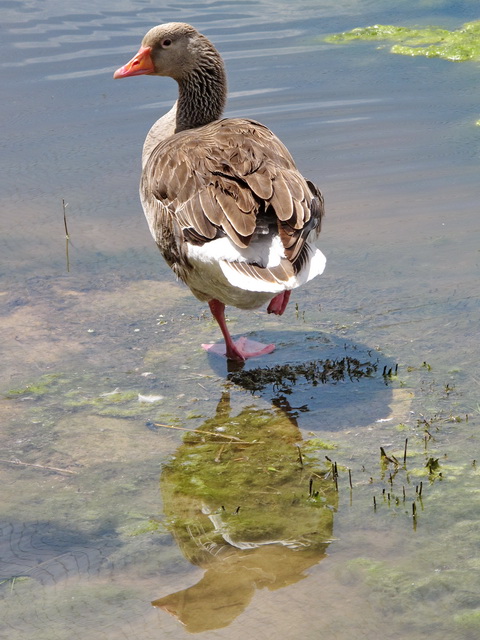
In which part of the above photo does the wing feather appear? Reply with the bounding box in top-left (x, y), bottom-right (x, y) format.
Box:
top-left (199, 187), bottom-right (224, 226)
top-left (243, 166), bottom-right (274, 201)
top-left (220, 258), bottom-right (296, 293)
top-left (215, 185), bottom-right (256, 238)
top-left (141, 117), bottom-right (324, 286)
top-left (177, 195), bottom-right (217, 240)
top-left (270, 172), bottom-right (294, 222)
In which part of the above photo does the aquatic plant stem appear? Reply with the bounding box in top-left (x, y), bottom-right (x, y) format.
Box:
top-left (62, 199), bottom-right (70, 272)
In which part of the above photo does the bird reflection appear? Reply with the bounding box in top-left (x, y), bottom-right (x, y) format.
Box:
top-left (152, 391), bottom-right (338, 632)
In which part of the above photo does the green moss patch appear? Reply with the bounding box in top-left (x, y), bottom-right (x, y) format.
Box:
top-left (160, 396), bottom-right (338, 564)
top-left (7, 374), bottom-right (64, 398)
top-left (325, 20), bottom-right (480, 62)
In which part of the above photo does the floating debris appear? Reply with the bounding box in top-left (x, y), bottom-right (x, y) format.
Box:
top-left (138, 394), bottom-right (164, 403)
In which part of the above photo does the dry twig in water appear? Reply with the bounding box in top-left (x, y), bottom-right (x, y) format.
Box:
top-left (62, 198), bottom-right (70, 272)
top-left (0, 458), bottom-right (78, 475)
top-left (152, 422), bottom-right (261, 444)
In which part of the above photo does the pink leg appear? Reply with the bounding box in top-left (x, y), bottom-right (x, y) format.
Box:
top-left (202, 299), bottom-right (275, 362)
top-left (267, 290), bottom-right (291, 316)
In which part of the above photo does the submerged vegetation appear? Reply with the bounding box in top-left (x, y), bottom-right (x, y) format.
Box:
top-left (152, 392), bottom-right (340, 630)
top-left (228, 356), bottom-right (378, 393)
top-left (7, 373), bottom-right (64, 398)
top-left (2, 351), bottom-right (479, 635)
top-left (325, 20), bottom-right (480, 62)
top-left (160, 392), bottom-right (338, 561)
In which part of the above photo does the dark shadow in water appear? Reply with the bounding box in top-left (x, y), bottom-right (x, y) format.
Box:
top-left (206, 330), bottom-right (397, 431)
top-left (0, 522), bottom-right (120, 586)
top-left (152, 391), bottom-right (338, 633)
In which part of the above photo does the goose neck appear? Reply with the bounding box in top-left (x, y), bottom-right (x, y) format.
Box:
top-left (175, 60), bottom-right (227, 133)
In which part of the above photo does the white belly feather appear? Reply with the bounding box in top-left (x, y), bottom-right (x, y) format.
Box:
top-left (185, 234), bottom-right (326, 309)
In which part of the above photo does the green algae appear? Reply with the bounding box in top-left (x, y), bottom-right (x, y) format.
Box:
top-left (325, 20), bottom-right (480, 62)
top-left (68, 389), bottom-right (139, 407)
top-left (160, 392), bottom-right (338, 563)
top-left (152, 392), bottom-right (339, 632)
top-left (122, 518), bottom-right (164, 536)
top-left (345, 558), bottom-right (410, 594)
top-left (326, 24), bottom-right (451, 46)
top-left (454, 609), bottom-right (480, 632)
top-left (65, 389), bottom-right (141, 416)
top-left (5, 370), bottom-right (165, 420)
top-left (6, 373), bottom-right (64, 398)
top-left (2, 350), bottom-right (478, 637)
top-left (340, 549), bottom-right (480, 634)
top-left (302, 437), bottom-right (337, 452)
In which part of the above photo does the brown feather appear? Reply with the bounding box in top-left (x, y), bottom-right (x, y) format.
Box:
top-left (141, 118), bottom-right (323, 258)
top-left (215, 186), bottom-right (256, 238)
top-left (199, 187), bottom-right (224, 226)
top-left (177, 196), bottom-right (217, 240)
top-left (243, 167), bottom-right (274, 201)
top-left (270, 172), bottom-right (294, 222)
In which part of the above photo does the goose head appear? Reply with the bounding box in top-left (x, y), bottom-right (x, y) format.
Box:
top-left (113, 22), bottom-right (222, 82)
top-left (113, 23), bottom-right (227, 130)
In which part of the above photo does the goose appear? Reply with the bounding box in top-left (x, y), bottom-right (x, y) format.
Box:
top-left (114, 22), bottom-right (326, 361)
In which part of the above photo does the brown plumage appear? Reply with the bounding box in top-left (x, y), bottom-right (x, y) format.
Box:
top-left (114, 22), bottom-right (326, 361)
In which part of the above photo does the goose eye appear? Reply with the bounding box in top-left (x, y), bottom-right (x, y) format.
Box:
top-left (162, 39), bottom-right (172, 48)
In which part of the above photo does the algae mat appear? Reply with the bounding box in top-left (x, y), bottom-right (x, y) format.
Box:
top-left (325, 20), bottom-right (480, 62)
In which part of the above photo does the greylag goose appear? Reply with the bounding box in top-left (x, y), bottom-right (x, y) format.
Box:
top-left (114, 23), bottom-right (326, 361)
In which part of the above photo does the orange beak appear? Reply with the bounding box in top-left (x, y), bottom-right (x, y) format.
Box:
top-left (113, 46), bottom-right (154, 78)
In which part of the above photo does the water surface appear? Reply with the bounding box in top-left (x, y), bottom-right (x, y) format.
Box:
top-left (1, 1), bottom-right (480, 638)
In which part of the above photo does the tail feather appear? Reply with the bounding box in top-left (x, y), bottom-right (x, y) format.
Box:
top-left (220, 258), bottom-right (295, 293)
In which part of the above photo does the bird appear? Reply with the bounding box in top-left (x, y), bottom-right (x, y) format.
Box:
top-left (114, 22), bottom-right (326, 362)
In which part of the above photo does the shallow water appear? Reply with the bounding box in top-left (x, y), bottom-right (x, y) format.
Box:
top-left (1, 0), bottom-right (480, 638)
